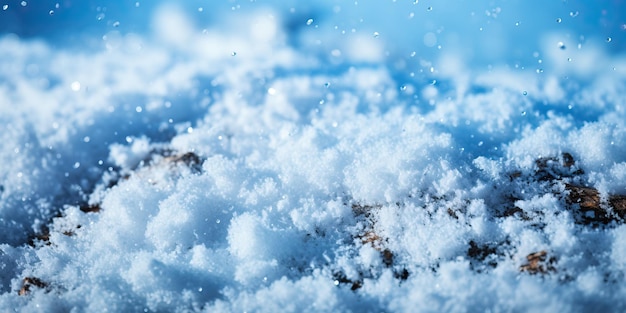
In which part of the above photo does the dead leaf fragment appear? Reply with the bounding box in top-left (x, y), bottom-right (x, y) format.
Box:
top-left (566, 184), bottom-right (626, 223)
top-left (520, 250), bottom-right (556, 274)
top-left (80, 203), bottom-right (101, 213)
top-left (18, 277), bottom-right (48, 296)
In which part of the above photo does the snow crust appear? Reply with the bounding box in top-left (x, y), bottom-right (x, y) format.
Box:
top-left (1, 1), bottom-right (625, 312)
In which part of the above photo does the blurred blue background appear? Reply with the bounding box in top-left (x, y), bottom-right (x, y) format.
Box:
top-left (0, 0), bottom-right (624, 66)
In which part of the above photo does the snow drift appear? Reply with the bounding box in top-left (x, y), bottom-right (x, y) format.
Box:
top-left (0, 1), bottom-right (625, 312)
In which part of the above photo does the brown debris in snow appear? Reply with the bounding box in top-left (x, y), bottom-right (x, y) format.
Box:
top-left (18, 277), bottom-right (48, 296)
top-left (520, 251), bottom-right (556, 274)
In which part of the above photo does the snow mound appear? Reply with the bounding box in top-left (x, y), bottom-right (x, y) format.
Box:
top-left (1, 1), bottom-right (626, 312)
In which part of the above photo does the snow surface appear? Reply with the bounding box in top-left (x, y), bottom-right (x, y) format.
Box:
top-left (0, 0), bottom-right (626, 312)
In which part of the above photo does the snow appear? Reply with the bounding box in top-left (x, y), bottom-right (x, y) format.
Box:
top-left (0, 0), bottom-right (625, 312)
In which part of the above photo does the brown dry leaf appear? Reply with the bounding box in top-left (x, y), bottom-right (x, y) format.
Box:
top-left (566, 184), bottom-right (626, 223)
top-left (566, 185), bottom-right (601, 211)
top-left (609, 195), bottom-right (626, 215)
top-left (18, 277), bottom-right (48, 296)
top-left (358, 231), bottom-right (384, 251)
top-left (80, 203), bottom-right (101, 213)
top-left (351, 203), bottom-right (402, 274)
top-left (520, 250), bottom-right (556, 274)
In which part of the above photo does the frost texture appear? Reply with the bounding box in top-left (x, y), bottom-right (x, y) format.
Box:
top-left (1, 1), bottom-right (626, 312)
